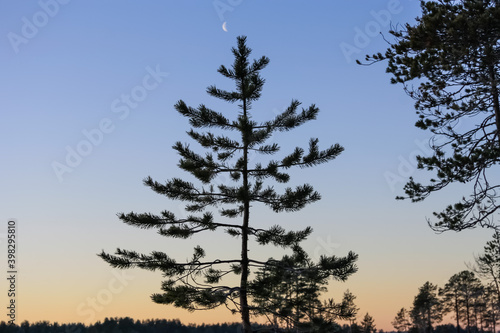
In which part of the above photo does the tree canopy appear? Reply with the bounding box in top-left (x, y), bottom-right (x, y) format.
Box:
top-left (360, 313), bottom-right (377, 333)
top-left (393, 308), bottom-right (412, 333)
top-left (363, 0), bottom-right (500, 232)
top-left (411, 282), bottom-right (443, 333)
top-left (439, 271), bottom-right (483, 333)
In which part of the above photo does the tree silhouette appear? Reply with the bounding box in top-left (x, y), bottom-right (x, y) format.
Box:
top-left (0, 318), bottom-right (276, 333)
top-left (363, 0), bottom-right (500, 232)
top-left (411, 282), bottom-right (443, 333)
top-left (250, 250), bottom-right (358, 331)
top-left (99, 36), bottom-right (357, 333)
top-left (472, 232), bottom-right (500, 333)
top-left (393, 308), bottom-right (412, 333)
top-left (439, 271), bottom-right (483, 333)
top-left (340, 290), bottom-right (359, 331)
top-left (360, 313), bottom-right (376, 333)
top-left (481, 285), bottom-right (499, 333)
top-left (474, 232), bottom-right (500, 301)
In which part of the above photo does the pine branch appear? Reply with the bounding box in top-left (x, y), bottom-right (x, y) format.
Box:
top-left (100, 248), bottom-right (242, 271)
top-left (318, 251), bottom-right (359, 282)
top-left (250, 162), bottom-right (290, 183)
top-left (175, 100), bottom-right (236, 129)
top-left (252, 184), bottom-right (322, 212)
top-left (248, 127), bottom-right (273, 148)
top-left (254, 143), bottom-right (280, 154)
top-left (255, 225), bottom-right (313, 248)
top-left (117, 210), bottom-right (177, 229)
top-left (187, 130), bottom-right (241, 152)
top-left (206, 85), bottom-right (241, 103)
top-left (173, 142), bottom-right (220, 183)
top-left (248, 140), bottom-right (344, 173)
top-left (261, 101), bottom-right (320, 132)
top-left (119, 209), bottom-right (268, 237)
top-left (144, 176), bottom-right (239, 207)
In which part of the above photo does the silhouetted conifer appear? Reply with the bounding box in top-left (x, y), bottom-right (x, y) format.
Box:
top-left (360, 313), bottom-right (376, 333)
top-left (411, 282), bottom-right (443, 333)
top-left (363, 0), bottom-right (500, 231)
top-left (99, 36), bottom-right (357, 333)
top-left (439, 271), bottom-right (484, 333)
top-left (392, 308), bottom-right (412, 333)
top-left (250, 251), bottom-right (358, 332)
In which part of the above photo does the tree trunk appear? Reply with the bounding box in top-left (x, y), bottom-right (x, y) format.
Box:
top-left (426, 308), bottom-right (432, 333)
top-left (492, 302), bottom-right (497, 333)
top-left (487, 55), bottom-right (500, 147)
top-left (240, 201), bottom-right (251, 333)
top-left (240, 98), bottom-right (252, 333)
top-left (466, 297), bottom-right (472, 333)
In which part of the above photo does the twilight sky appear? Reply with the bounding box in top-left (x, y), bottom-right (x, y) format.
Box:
top-left (0, 0), bottom-right (495, 330)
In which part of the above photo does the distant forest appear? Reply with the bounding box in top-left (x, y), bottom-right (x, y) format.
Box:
top-left (0, 317), bottom-right (474, 333)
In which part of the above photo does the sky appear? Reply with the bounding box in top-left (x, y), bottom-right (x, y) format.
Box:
top-left (0, 0), bottom-right (496, 330)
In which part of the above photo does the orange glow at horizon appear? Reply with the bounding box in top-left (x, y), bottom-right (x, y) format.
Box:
top-left (13, 269), bottom-right (456, 333)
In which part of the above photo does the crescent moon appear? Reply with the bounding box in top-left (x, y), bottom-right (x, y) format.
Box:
top-left (222, 21), bottom-right (228, 32)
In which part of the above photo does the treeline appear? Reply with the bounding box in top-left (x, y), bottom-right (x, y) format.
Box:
top-left (0, 318), bottom-right (381, 333)
top-left (0, 318), bottom-right (480, 333)
top-left (392, 233), bottom-right (500, 333)
top-left (0, 318), bottom-right (247, 333)
top-left (0, 318), bottom-right (382, 333)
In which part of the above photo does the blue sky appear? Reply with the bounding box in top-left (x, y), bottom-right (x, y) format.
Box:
top-left (0, 0), bottom-right (494, 329)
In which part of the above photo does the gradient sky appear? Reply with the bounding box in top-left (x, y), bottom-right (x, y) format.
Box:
top-left (0, 0), bottom-right (495, 330)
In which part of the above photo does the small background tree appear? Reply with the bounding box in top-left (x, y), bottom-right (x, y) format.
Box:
top-left (472, 232), bottom-right (500, 333)
top-left (439, 271), bottom-right (484, 333)
top-left (250, 253), bottom-right (359, 332)
top-left (360, 313), bottom-right (376, 333)
top-left (393, 308), bottom-right (412, 333)
top-left (411, 282), bottom-right (443, 333)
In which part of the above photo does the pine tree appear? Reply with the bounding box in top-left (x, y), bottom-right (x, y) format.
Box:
top-left (474, 232), bottom-right (500, 301)
top-left (472, 232), bottom-right (500, 332)
top-left (362, 0), bottom-right (500, 231)
top-left (340, 290), bottom-right (360, 326)
top-left (360, 313), bottom-right (376, 333)
top-left (250, 250), bottom-right (358, 331)
top-left (392, 308), bottom-right (412, 333)
top-left (99, 36), bottom-right (357, 333)
top-left (411, 282), bottom-right (443, 333)
top-left (351, 322), bottom-right (362, 333)
top-left (439, 271), bottom-right (484, 333)
top-left (481, 285), bottom-right (499, 333)
top-left (250, 249), bottom-right (322, 330)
